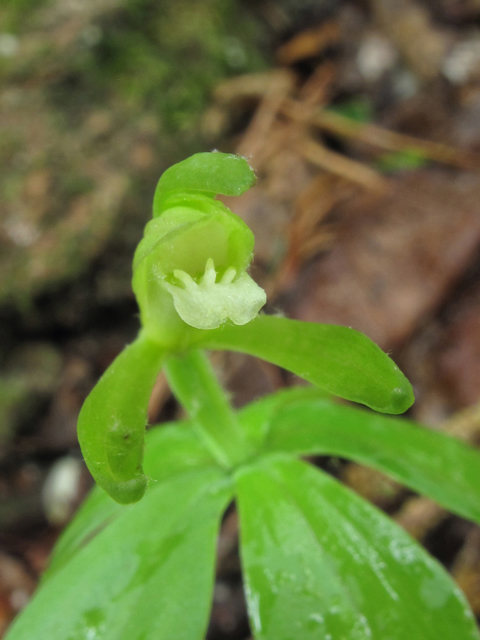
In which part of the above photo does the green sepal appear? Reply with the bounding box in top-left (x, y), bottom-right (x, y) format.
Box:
top-left (153, 152), bottom-right (256, 215)
top-left (77, 333), bottom-right (165, 504)
top-left (199, 316), bottom-right (414, 414)
top-left (236, 456), bottom-right (479, 640)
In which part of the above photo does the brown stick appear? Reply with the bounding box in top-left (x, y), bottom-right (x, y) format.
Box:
top-left (296, 136), bottom-right (389, 193)
top-left (284, 100), bottom-right (480, 171)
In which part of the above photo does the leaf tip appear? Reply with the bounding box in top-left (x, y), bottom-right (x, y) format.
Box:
top-left (383, 380), bottom-right (415, 415)
top-left (105, 474), bottom-right (148, 504)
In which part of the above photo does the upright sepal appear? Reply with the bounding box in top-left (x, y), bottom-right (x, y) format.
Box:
top-left (153, 151), bottom-right (256, 214)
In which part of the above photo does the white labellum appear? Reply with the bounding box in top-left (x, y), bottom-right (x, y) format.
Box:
top-left (163, 258), bottom-right (266, 330)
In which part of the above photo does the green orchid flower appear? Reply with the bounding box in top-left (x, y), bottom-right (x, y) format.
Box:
top-left (132, 153), bottom-right (266, 339)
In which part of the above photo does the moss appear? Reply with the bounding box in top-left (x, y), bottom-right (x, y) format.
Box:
top-left (75, 0), bottom-right (268, 132)
top-left (0, 0), bottom-right (50, 34)
top-left (0, 0), bottom-right (269, 308)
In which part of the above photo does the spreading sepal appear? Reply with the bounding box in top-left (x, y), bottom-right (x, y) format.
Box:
top-left (77, 332), bottom-right (165, 504)
top-left (200, 316), bottom-right (414, 414)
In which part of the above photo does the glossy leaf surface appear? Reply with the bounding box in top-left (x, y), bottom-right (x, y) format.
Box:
top-left (7, 467), bottom-right (231, 640)
top-left (256, 391), bottom-right (480, 525)
top-left (77, 333), bottom-right (165, 504)
top-left (45, 485), bottom-right (121, 580)
top-left (236, 456), bottom-right (479, 640)
top-left (200, 316), bottom-right (414, 414)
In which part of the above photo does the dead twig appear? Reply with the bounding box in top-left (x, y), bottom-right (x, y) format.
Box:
top-left (394, 498), bottom-right (448, 541)
top-left (296, 136), bottom-right (389, 194)
top-left (283, 103), bottom-right (480, 172)
top-left (236, 71), bottom-right (295, 160)
top-left (272, 173), bottom-right (340, 292)
top-left (147, 371), bottom-right (170, 424)
top-left (213, 71), bottom-right (294, 107)
top-left (451, 526), bottom-right (480, 616)
top-left (276, 20), bottom-right (341, 65)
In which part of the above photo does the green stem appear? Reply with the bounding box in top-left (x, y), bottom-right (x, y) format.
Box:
top-left (164, 349), bottom-right (251, 469)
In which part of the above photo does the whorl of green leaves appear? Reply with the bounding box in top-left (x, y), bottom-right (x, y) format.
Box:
top-left (10, 153), bottom-right (480, 640)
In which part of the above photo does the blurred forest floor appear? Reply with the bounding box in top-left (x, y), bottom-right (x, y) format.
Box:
top-left (2, 0), bottom-right (480, 637)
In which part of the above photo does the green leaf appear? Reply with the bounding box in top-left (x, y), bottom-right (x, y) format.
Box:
top-left (153, 152), bottom-right (256, 214)
top-left (6, 467), bottom-right (232, 640)
top-left (77, 333), bottom-right (165, 504)
top-left (45, 485), bottom-right (121, 580)
top-left (46, 420), bottom-right (217, 578)
top-left (256, 392), bottom-right (480, 525)
top-left (236, 456), bottom-right (479, 640)
top-left (200, 316), bottom-right (414, 414)
top-left (238, 386), bottom-right (328, 451)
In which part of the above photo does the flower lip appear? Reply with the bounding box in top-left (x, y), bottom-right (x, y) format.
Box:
top-left (162, 258), bottom-right (266, 331)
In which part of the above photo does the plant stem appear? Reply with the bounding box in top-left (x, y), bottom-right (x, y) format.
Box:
top-left (164, 349), bottom-right (251, 469)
